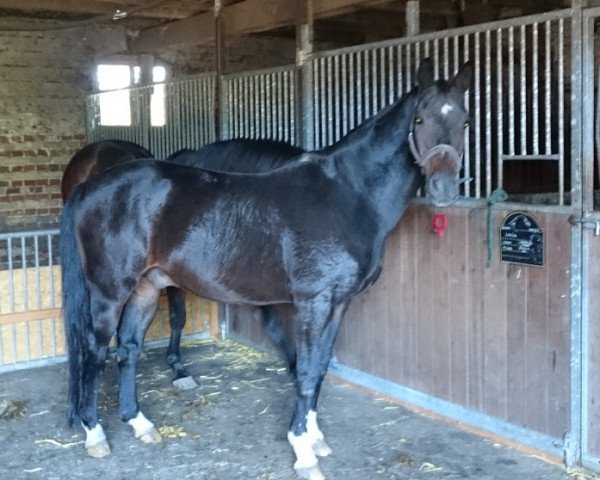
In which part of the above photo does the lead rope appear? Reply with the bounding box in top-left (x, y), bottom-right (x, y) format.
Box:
top-left (487, 188), bottom-right (508, 267)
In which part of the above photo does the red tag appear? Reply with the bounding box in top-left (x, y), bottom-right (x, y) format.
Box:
top-left (432, 213), bottom-right (448, 236)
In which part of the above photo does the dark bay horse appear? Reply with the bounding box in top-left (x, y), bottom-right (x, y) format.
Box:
top-left (60, 58), bottom-right (472, 479)
top-left (61, 138), bottom-right (303, 386)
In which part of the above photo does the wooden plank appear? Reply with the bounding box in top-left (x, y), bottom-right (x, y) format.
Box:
top-left (466, 207), bottom-right (486, 411)
top-left (432, 208), bottom-right (452, 401)
top-left (586, 232), bottom-right (600, 454)
top-left (505, 260), bottom-right (528, 428)
top-left (130, 0), bottom-right (389, 52)
top-left (400, 206), bottom-right (419, 389)
top-left (129, 13), bottom-right (216, 53)
top-left (483, 210), bottom-right (508, 422)
top-left (448, 208), bottom-right (470, 406)
top-left (0, 308), bottom-right (62, 326)
top-left (0, 0), bottom-right (188, 19)
top-left (383, 221), bottom-right (403, 384)
top-left (543, 214), bottom-right (570, 439)
top-left (223, 0), bottom-right (296, 35)
top-left (416, 207), bottom-right (435, 394)
top-left (525, 214), bottom-right (550, 435)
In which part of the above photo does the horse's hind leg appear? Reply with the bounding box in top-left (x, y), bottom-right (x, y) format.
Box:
top-left (260, 305), bottom-right (297, 373)
top-left (165, 287), bottom-right (197, 389)
top-left (117, 278), bottom-right (162, 444)
top-left (79, 295), bottom-right (120, 458)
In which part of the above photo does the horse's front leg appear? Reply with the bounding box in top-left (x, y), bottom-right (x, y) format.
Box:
top-left (117, 280), bottom-right (162, 445)
top-left (288, 299), bottom-right (347, 480)
top-left (165, 287), bottom-right (198, 389)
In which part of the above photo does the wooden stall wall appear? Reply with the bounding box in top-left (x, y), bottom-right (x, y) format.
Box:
top-left (585, 233), bottom-right (600, 459)
top-left (0, 264), bottom-right (217, 368)
top-left (228, 203), bottom-right (573, 441)
top-left (334, 204), bottom-right (571, 440)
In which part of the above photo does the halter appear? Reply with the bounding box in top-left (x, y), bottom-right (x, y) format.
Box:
top-left (408, 130), bottom-right (463, 172)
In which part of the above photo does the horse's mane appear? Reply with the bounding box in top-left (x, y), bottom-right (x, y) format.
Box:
top-left (166, 139), bottom-right (304, 173)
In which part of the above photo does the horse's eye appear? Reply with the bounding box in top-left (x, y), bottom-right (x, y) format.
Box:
top-left (463, 120), bottom-right (470, 128)
top-left (414, 116), bottom-right (423, 125)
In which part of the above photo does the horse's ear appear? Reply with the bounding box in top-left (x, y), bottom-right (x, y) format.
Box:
top-left (453, 61), bottom-right (474, 92)
top-left (416, 57), bottom-right (435, 92)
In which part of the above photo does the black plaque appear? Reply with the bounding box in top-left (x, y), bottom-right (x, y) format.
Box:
top-left (500, 212), bottom-right (544, 267)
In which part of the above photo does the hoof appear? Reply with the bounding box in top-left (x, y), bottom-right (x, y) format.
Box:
top-left (172, 375), bottom-right (198, 390)
top-left (137, 427), bottom-right (162, 444)
top-left (295, 464), bottom-right (325, 480)
top-left (85, 440), bottom-right (110, 458)
top-left (312, 438), bottom-right (332, 457)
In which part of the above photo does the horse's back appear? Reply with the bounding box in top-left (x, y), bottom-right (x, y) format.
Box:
top-left (73, 158), bottom-right (376, 305)
top-left (61, 140), bottom-right (152, 201)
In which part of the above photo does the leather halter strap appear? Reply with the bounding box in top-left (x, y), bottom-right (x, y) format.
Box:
top-left (408, 131), bottom-right (463, 173)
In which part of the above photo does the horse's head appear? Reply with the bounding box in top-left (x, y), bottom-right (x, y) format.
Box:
top-left (409, 58), bottom-right (473, 207)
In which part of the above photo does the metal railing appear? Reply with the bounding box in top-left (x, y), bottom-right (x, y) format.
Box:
top-left (309, 10), bottom-right (571, 202)
top-left (86, 73), bottom-right (217, 159)
top-left (220, 65), bottom-right (298, 144)
top-left (0, 229), bottom-right (62, 369)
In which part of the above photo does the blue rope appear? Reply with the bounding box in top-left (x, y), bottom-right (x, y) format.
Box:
top-left (487, 188), bottom-right (508, 267)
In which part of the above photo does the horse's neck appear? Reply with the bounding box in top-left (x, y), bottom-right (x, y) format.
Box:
top-left (326, 90), bottom-right (423, 234)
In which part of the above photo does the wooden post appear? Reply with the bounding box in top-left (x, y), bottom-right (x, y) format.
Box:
top-left (406, 0), bottom-right (420, 37)
top-left (215, 0), bottom-right (225, 141)
top-left (296, 0), bottom-right (314, 149)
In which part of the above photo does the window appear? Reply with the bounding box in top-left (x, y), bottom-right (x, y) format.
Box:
top-left (150, 66), bottom-right (167, 127)
top-left (97, 64), bottom-right (131, 126)
top-left (96, 64), bottom-right (167, 127)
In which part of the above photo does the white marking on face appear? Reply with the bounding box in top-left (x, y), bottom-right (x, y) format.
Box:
top-left (82, 422), bottom-right (106, 448)
top-left (288, 431), bottom-right (318, 469)
top-left (299, 153), bottom-right (312, 163)
top-left (441, 103), bottom-right (453, 116)
top-left (128, 411), bottom-right (156, 437)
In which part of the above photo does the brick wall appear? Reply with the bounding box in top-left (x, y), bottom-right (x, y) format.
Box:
top-left (0, 19), bottom-right (296, 232)
top-left (0, 21), bottom-right (127, 232)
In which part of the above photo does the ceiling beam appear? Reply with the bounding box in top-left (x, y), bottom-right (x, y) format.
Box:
top-left (129, 0), bottom-right (391, 52)
top-left (0, 0), bottom-right (189, 20)
top-left (128, 11), bottom-right (216, 53)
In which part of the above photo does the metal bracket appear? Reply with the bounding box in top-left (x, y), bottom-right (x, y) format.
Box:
top-left (569, 214), bottom-right (600, 235)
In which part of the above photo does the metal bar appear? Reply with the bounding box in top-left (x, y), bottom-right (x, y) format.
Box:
top-left (342, 54), bottom-right (349, 136)
top-left (320, 57), bottom-right (327, 148)
top-left (329, 362), bottom-right (564, 459)
top-left (313, 61), bottom-right (321, 148)
top-left (568, 1), bottom-right (584, 468)
top-left (474, 32), bottom-right (482, 198)
top-left (558, 18), bottom-right (565, 205)
top-left (310, 8), bottom-right (571, 62)
top-left (581, 10), bottom-right (596, 466)
top-left (349, 53), bottom-right (356, 131)
top-left (532, 22), bottom-right (539, 155)
top-left (334, 55), bottom-right (341, 142)
top-left (508, 27), bottom-right (516, 156)
top-left (545, 20), bottom-right (552, 156)
top-left (371, 48), bottom-right (377, 116)
top-left (497, 29), bottom-right (504, 190)
top-left (520, 24), bottom-right (527, 155)
top-left (463, 34), bottom-right (471, 198)
top-left (485, 29), bottom-right (492, 197)
top-left (502, 154), bottom-right (561, 161)
top-left (357, 51), bottom-right (363, 130)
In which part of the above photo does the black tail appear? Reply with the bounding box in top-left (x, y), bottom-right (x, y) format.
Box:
top-left (60, 187), bottom-right (91, 427)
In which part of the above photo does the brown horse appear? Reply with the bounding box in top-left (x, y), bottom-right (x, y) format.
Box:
top-left (62, 138), bottom-right (304, 386)
top-left (60, 58), bottom-right (472, 479)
